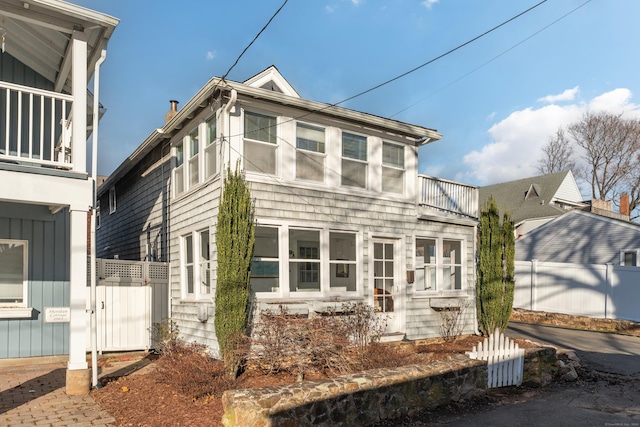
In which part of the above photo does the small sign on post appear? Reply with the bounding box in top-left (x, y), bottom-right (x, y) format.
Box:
top-left (44, 307), bottom-right (71, 323)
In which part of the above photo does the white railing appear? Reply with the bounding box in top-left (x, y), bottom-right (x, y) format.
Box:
top-left (418, 175), bottom-right (479, 219)
top-left (468, 328), bottom-right (525, 388)
top-left (0, 80), bottom-right (73, 169)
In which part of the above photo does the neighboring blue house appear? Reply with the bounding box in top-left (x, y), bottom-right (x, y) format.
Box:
top-left (0, 0), bottom-right (118, 394)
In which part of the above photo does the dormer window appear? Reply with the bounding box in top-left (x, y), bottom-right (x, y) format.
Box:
top-left (342, 132), bottom-right (367, 189)
top-left (244, 111), bottom-right (277, 175)
top-left (296, 122), bottom-right (325, 182)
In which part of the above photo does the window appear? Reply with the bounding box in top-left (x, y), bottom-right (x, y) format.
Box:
top-left (181, 230), bottom-right (211, 299)
top-left (382, 142), bottom-right (404, 194)
top-left (174, 143), bottom-right (184, 195)
top-left (621, 249), bottom-right (640, 266)
top-left (342, 132), bottom-right (367, 188)
top-left (296, 123), bottom-right (325, 182)
top-left (188, 128), bottom-right (200, 187)
top-left (330, 232), bottom-right (356, 292)
top-left (96, 200), bottom-right (101, 229)
top-left (289, 229), bottom-right (320, 292)
top-left (251, 226), bottom-right (280, 293)
top-left (373, 242), bottom-right (395, 312)
top-left (244, 111), bottom-right (277, 174)
top-left (0, 240), bottom-right (28, 307)
top-left (205, 115), bottom-right (217, 178)
top-left (109, 187), bottom-right (116, 214)
top-left (415, 238), bottom-right (463, 292)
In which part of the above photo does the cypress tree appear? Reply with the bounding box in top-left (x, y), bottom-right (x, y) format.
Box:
top-left (477, 197), bottom-right (515, 335)
top-left (215, 165), bottom-right (255, 376)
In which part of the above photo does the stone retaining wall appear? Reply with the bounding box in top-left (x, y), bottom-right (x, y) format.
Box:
top-left (222, 347), bottom-right (558, 427)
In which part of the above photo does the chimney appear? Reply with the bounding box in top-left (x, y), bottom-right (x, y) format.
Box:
top-left (164, 100), bottom-right (179, 124)
top-left (620, 193), bottom-right (630, 217)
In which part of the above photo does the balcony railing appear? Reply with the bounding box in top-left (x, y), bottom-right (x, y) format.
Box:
top-left (0, 81), bottom-right (73, 169)
top-left (419, 175), bottom-right (479, 219)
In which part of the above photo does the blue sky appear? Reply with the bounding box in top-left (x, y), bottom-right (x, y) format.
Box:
top-left (74, 0), bottom-right (640, 190)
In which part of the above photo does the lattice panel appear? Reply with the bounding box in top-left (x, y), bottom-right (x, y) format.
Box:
top-left (104, 261), bottom-right (143, 279)
top-left (148, 263), bottom-right (168, 280)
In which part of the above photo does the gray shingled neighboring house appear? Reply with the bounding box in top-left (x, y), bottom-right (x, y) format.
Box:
top-left (516, 209), bottom-right (640, 266)
top-left (479, 170), bottom-right (585, 237)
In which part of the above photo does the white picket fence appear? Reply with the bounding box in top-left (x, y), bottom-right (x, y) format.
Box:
top-left (467, 328), bottom-right (525, 388)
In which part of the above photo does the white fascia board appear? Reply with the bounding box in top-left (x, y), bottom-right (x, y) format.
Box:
top-left (0, 169), bottom-right (91, 209)
top-left (30, 0), bottom-right (120, 29)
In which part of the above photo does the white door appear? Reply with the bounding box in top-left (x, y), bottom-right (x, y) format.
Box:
top-left (372, 240), bottom-right (402, 333)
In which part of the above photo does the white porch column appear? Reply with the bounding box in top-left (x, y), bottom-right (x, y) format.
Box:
top-left (71, 30), bottom-right (88, 173)
top-left (67, 205), bottom-right (90, 394)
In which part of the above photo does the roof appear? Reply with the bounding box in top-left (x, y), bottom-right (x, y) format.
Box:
top-left (98, 66), bottom-right (442, 196)
top-left (0, 0), bottom-right (119, 92)
top-left (479, 171), bottom-right (582, 225)
top-left (516, 209), bottom-right (640, 264)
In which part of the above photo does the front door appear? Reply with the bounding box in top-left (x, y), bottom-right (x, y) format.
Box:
top-left (372, 240), bottom-right (401, 333)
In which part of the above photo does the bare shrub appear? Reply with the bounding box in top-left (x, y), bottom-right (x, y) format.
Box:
top-left (155, 340), bottom-right (233, 399)
top-left (150, 317), bottom-right (179, 354)
top-left (438, 302), bottom-right (469, 343)
top-left (340, 302), bottom-right (388, 351)
top-left (246, 306), bottom-right (352, 380)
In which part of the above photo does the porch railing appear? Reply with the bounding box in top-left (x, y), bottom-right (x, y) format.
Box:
top-left (0, 80), bottom-right (73, 169)
top-left (418, 175), bottom-right (479, 219)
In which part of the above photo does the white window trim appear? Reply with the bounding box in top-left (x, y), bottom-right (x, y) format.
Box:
top-left (96, 200), bottom-right (101, 229)
top-left (251, 222), bottom-right (362, 299)
top-left (243, 110), bottom-right (279, 176)
top-left (205, 115), bottom-right (218, 179)
top-left (620, 249), bottom-right (640, 266)
top-left (295, 121), bottom-right (327, 183)
top-left (382, 141), bottom-right (405, 195)
top-left (109, 187), bottom-right (116, 214)
top-left (0, 239), bottom-right (29, 311)
top-left (180, 229), bottom-right (212, 301)
top-left (341, 131), bottom-right (369, 189)
top-left (414, 236), bottom-right (466, 296)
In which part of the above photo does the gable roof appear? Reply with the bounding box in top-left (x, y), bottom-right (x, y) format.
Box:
top-left (516, 209), bottom-right (640, 264)
top-left (479, 170), bottom-right (583, 224)
top-left (99, 66), bottom-right (442, 196)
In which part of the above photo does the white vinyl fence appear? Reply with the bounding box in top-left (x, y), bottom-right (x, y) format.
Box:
top-left (468, 328), bottom-right (524, 388)
top-left (86, 259), bottom-right (169, 352)
top-left (515, 260), bottom-right (640, 322)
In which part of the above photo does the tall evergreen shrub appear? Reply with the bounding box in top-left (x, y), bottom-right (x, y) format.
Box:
top-left (477, 196), bottom-right (515, 335)
top-left (214, 165), bottom-right (255, 375)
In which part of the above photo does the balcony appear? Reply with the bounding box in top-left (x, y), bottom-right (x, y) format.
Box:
top-left (0, 81), bottom-right (73, 170)
top-left (418, 175), bottom-right (479, 220)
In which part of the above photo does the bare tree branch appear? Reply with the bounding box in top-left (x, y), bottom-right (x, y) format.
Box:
top-left (537, 128), bottom-right (578, 175)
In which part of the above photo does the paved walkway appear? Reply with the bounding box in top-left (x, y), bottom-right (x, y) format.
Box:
top-left (0, 354), bottom-right (148, 427)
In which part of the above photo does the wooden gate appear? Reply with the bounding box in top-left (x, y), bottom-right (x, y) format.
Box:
top-left (86, 259), bottom-right (169, 353)
top-left (468, 328), bottom-right (525, 388)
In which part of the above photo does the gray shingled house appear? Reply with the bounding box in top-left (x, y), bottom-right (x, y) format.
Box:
top-left (96, 66), bottom-right (481, 354)
top-left (479, 170), bottom-right (585, 237)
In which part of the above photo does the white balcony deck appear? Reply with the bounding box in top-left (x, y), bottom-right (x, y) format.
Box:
top-left (418, 175), bottom-right (479, 220)
top-left (0, 81), bottom-right (73, 170)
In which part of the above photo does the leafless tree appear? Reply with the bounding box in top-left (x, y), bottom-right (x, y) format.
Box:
top-left (537, 128), bottom-right (578, 175)
top-left (567, 111), bottom-right (640, 203)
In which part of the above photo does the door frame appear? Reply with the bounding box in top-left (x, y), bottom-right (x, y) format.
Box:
top-left (369, 235), bottom-right (405, 334)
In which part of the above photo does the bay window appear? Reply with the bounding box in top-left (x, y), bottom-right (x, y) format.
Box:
top-left (296, 122), bottom-right (325, 182)
top-left (342, 132), bottom-right (367, 188)
top-left (244, 111), bottom-right (277, 174)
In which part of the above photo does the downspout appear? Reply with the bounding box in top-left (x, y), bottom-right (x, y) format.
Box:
top-left (222, 88), bottom-right (237, 168)
top-left (90, 49), bottom-right (107, 389)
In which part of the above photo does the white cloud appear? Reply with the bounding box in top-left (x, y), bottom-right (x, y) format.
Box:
top-left (422, 0), bottom-right (439, 9)
top-left (351, 0), bottom-right (363, 5)
top-left (326, 5), bottom-right (335, 13)
top-left (486, 111), bottom-right (496, 121)
top-left (460, 88), bottom-right (640, 186)
top-left (206, 51), bottom-right (216, 60)
top-left (538, 86), bottom-right (579, 103)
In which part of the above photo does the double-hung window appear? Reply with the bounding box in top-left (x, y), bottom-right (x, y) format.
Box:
top-left (0, 240), bottom-right (28, 307)
top-left (342, 132), bottom-right (367, 188)
top-left (188, 128), bottom-right (200, 187)
top-left (251, 226), bottom-right (280, 293)
top-left (182, 230), bottom-right (211, 299)
top-left (382, 142), bottom-right (404, 194)
top-left (244, 111), bottom-right (277, 175)
top-left (109, 187), bottom-right (116, 214)
top-left (296, 123), bottom-right (325, 182)
top-left (415, 238), bottom-right (463, 292)
top-left (205, 115), bottom-right (217, 178)
top-left (175, 143), bottom-right (184, 195)
top-left (330, 232), bottom-right (356, 292)
top-left (621, 249), bottom-right (640, 266)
